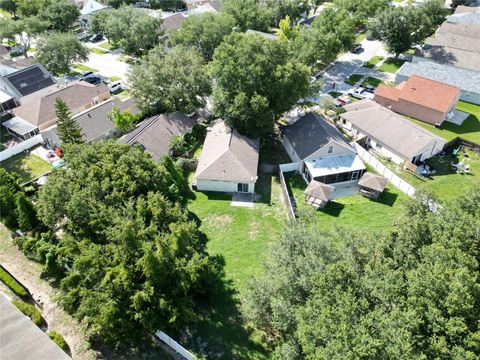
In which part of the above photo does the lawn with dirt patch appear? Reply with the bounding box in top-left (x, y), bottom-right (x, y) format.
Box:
top-left (406, 101), bottom-right (480, 144)
top-left (0, 152), bottom-right (51, 183)
top-left (345, 74), bottom-right (363, 85)
top-left (363, 56), bottom-right (383, 68)
top-left (284, 173), bottom-right (407, 233)
top-left (184, 174), bottom-right (286, 359)
top-left (378, 58), bottom-right (405, 73)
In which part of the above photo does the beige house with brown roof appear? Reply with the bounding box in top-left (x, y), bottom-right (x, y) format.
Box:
top-left (340, 100), bottom-right (446, 166)
top-left (374, 75), bottom-right (461, 125)
top-left (193, 120), bottom-right (259, 193)
top-left (12, 81), bottom-right (110, 130)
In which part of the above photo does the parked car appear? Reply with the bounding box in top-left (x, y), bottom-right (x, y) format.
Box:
top-left (335, 95), bottom-right (352, 107)
top-left (361, 84), bottom-right (375, 93)
top-left (108, 80), bottom-right (122, 93)
top-left (90, 34), bottom-right (104, 42)
top-left (347, 87), bottom-right (374, 100)
top-left (77, 32), bottom-right (91, 42)
top-left (83, 76), bottom-right (102, 85)
top-left (80, 70), bottom-right (94, 79)
top-left (350, 43), bottom-right (362, 54)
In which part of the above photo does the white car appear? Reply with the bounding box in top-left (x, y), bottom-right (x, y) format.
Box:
top-left (108, 80), bottom-right (122, 93)
top-left (348, 87), bottom-right (374, 100)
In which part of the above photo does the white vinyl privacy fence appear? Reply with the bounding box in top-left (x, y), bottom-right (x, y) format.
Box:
top-left (353, 143), bottom-right (416, 198)
top-left (0, 134), bottom-right (43, 162)
top-left (155, 331), bottom-right (195, 360)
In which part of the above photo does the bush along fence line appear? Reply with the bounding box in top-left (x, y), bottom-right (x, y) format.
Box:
top-left (353, 142), bottom-right (416, 198)
top-left (0, 263), bottom-right (30, 298)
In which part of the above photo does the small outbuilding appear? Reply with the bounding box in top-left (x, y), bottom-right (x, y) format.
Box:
top-left (303, 180), bottom-right (335, 209)
top-left (358, 172), bottom-right (388, 199)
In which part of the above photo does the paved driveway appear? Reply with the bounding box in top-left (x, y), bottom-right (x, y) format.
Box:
top-left (322, 39), bottom-right (391, 91)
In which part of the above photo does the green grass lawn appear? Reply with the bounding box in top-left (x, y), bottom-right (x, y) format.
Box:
top-left (345, 74), bottom-right (363, 85)
top-left (184, 174), bottom-right (286, 359)
top-left (376, 149), bottom-right (480, 202)
top-left (406, 101), bottom-right (480, 144)
top-left (108, 76), bottom-right (122, 82)
top-left (72, 64), bottom-right (98, 73)
top-left (90, 47), bottom-right (108, 55)
top-left (114, 89), bottom-right (130, 100)
top-left (284, 173), bottom-right (407, 233)
top-left (378, 58), bottom-right (405, 73)
top-left (362, 77), bottom-right (384, 88)
top-left (328, 91), bottom-right (343, 98)
top-left (0, 152), bottom-right (51, 183)
top-left (355, 32), bottom-right (366, 43)
top-left (99, 42), bottom-right (117, 50)
top-left (363, 56), bottom-right (383, 68)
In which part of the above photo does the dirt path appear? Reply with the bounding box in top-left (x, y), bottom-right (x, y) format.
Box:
top-left (0, 225), bottom-right (98, 359)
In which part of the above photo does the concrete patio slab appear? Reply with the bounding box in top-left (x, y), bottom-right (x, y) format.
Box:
top-left (231, 192), bottom-right (255, 208)
top-left (446, 109), bottom-right (470, 125)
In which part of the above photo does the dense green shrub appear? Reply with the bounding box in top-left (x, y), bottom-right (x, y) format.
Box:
top-left (47, 330), bottom-right (68, 352)
top-left (0, 266), bottom-right (29, 297)
top-left (13, 300), bottom-right (42, 326)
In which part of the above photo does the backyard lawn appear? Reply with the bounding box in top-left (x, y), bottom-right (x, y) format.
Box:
top-left (376, 149), bottom-right (480, 202)
top-left (284, 173), bottom-right (408, 234)
top-left (0, 152), bottom-right (51, 183)
top-left (406, 101), bottom-right (480, 144)
top-left (363, 56), bottom-right (383, 68)
top-left (345, 73), bottom-right (363, 85)
top-left (378, 58), bottom-right (405, 73)
top-left (184, 174), bottom-right (286, 359)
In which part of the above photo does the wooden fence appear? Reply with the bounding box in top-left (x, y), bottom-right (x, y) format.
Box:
top-left (278, 166), bottom-right (296, 220)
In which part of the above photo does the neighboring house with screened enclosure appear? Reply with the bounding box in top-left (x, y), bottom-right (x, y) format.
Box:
top-left (280, 112), bottom-right (365, 187)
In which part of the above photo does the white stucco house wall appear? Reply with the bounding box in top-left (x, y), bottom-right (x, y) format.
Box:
top-left (193, 120), bottom-right (259, 194)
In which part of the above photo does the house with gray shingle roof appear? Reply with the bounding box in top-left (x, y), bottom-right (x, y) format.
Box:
top-left (340, 100), bottom-right (446, 166)
top-left (193, 119), bottom-right (259, 193)
top-left (119, 111), bottom-right (196, 161)
top-left (281, 112), bottom-right (365, 186)
top-left (396, 61), bottom-right (480, 105)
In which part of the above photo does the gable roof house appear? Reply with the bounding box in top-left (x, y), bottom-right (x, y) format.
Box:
top-left (193, 120), bottom-right (260, 193)
top-left (396, 61), bottom-right (480, 105)
top-left (413, 9), bottom-right (480, 72)
top-left (374, 75), bottom-right (461, 126)
top-left (0, 63), bottom-right (55, 99)
top-left (119, 111), bottom-right (196, 161)
top-left (340, 100), bottom-right (446, 166)
top-left (42, 97), bottom-right (139, 148)
top-left (7, 81), bottom-right (110, 136)
top-left (161, 13), bottom-right (186, 31)
top-left (281, 112), bottom-right (365, 187)
top-left (80, 0), bottom-right (109, 28)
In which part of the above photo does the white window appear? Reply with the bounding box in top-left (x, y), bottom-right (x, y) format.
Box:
top-left (237, 183), bottom-right (249, 192)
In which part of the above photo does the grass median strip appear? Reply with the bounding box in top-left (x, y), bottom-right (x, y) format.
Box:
top-left (345, 74), bottom-right (363, 85)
